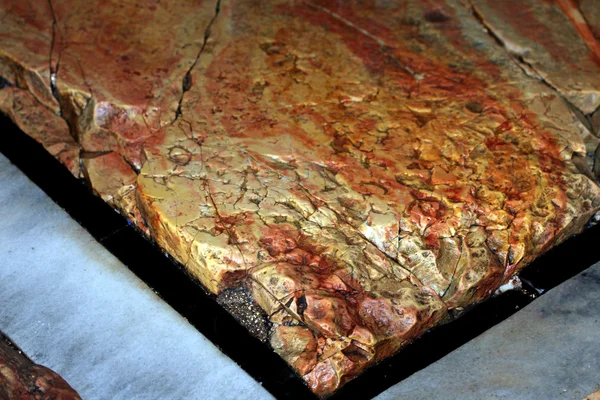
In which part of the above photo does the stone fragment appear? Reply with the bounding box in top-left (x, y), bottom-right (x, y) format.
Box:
top-left (0, 333), bottom-right (81, 400)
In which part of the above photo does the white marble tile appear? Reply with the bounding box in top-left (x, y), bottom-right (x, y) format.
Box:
top-left (0, 153), bottom-right (273, 400)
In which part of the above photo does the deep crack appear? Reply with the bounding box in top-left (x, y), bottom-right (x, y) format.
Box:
top-left (172, 0), bottom-right (221, 123)
top-left (0, 75), bottom-right (12, 89)
top-left (46, 0), bottom-right (84, 174)
top-left (469, 2), bottom-right (599, 140)
top-left (47, 0), bottom-right (61, 105)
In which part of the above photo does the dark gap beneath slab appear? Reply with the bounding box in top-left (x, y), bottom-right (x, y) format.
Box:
top-left (1, 113), bottom-right (600, 400)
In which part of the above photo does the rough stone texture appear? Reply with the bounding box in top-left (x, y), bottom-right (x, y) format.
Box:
top-left (1, 0), bottom-right (600, 396)
top-left (0, 333), bottom-right (81, 400)
top-left (578, 0), bottom-right (600, 139)
top-left (471, 0), bottom-right (600, 175)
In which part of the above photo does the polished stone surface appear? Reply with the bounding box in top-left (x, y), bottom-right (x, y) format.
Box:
top-left (0, 153), bottom-right (272, 400)
top-left (376, 262), bottom-right (600, 400)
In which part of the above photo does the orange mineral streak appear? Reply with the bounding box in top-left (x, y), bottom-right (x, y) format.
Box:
top-left (1, 0), bottom-right (599, 396)
top-left (556, 0), bottom-right (600, 63)
top-left (578, 0), bottom-right (600, 40)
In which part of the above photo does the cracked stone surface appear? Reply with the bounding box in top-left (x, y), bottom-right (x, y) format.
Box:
top-left (470, 0), bottom-right (600, 177)
top-left (1, 0), bottom-right (600, 396)
top-left (0, 332), bottom-right (81, 400)
top-left (471, 0), bottom-right (600, 115)
top-left (376, 263), bottom-right (600, 400)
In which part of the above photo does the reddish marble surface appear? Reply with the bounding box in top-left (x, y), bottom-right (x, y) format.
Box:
top-left (471, 0), bottom-right (600, 114)
top-left (0, 333), bottom-right (80, 400)
top-left (1, 0), bottom-right (599, 396)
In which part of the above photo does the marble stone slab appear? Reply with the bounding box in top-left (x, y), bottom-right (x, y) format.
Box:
top-left (3, 0), bottom-right (600, 395)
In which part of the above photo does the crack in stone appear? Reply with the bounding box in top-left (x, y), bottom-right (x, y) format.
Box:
top-left (47, 0), bottom-right (61, 104)
top-left (468, 0), bottom-right (600, 177)
top-left (0, 75), bottom-right (12, 89)
top-left (468, 1), bottom-right (593, 122)
top-left (172, 0), bottom-right (221, 123)
top-left (44, 3), bottom-right (142, 180)
top-left (5, 2), bottom-right (600, 394)
top-left (205, 181), bottom-right (249, 268)
top-left (440, 236), bottom-right (464, 299)
top-left (80, 150), bottom-right (113, 159)
top-left (293, 181), bottom-right (433, 291)
top-left (46, 0), bottom-right (84, 169)
top-left (46, 0), bottom-right (98, 181)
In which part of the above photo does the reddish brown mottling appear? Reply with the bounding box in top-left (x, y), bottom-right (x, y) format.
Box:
top-left (556, 0), bottom-right (600, 63)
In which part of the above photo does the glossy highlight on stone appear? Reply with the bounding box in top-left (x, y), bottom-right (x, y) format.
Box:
top-left (1, 0), bottom-right (600, 396)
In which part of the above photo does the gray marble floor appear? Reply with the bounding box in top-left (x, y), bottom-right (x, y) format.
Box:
top-left (2, 150), bottom-right (600, 400)
top-left (0, 153), bottom-right (273, 400)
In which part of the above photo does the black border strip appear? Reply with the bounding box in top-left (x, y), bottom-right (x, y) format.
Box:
top-left (2, 114), bottom-right (600, 400)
